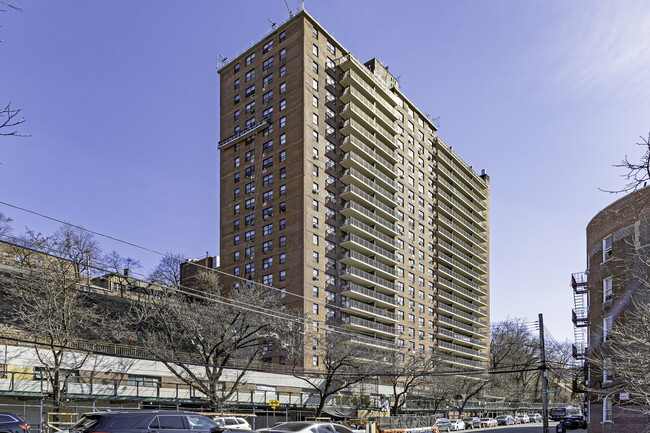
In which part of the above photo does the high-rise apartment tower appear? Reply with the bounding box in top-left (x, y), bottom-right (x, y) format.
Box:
top-left (218, 10), bottom-right (490, 370)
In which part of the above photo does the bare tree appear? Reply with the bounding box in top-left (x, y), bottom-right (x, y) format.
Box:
top-left (489, 318), bottom-right (541, 401)
top-left (602, 132), bottom-right (650, 193)
top-left (132, 273), bottom-right (283, 411)
top-left (445, 370), bottom-right (489, 417)
top-left (148, 252), bottom-right (186, 288)
top-left (0, 103), bottom-right (28, 137)
top-left (378, 348), bottom-right (436, 415)
top-left (4, 226), bottom-right (103, 411)
top-left (0, 211), bottom-right (11, 240)
top-left (285, 327), bottom-right (373, 417)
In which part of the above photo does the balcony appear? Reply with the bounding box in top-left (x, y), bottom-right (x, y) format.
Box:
top-left (340, 185), bottom-right (397, 223)
top-left (438, 303), bottom-right (486, 326)
top-left (437, 264), bottom-right (487, 297)
top-left (437, 315), bottom-right (486, 337)
top-left (437, 238), bottom-right (487, 273)
top-left (341, 217), bottom-right (396, 252)
top-left (343, 315), bottom-right (396, 337)
top-left (437, 278), bottom-right (487, 306)
top-left (437, 327), bottom-right (487, 349)
top-left (572, 309), bottom-right (588, 327)
top-left (437, 290), bottom-right (487, 317)
top-left (341, 250), bottom-right (396, 281)
top-left (347, 333), bottom-right (397, 351)
top-left (437, 226), bottom-right (488, 263)
top-left (340, 119), bottom-right (396, 162)
top-left (436, 143), bottom-right (488, 200)
top-left (341, 281), bottom-right (396, 309)
top-left (339, 141), bottom-right (396, 188)
top-left (438, 340), bottom-right (486, 359)
top-left (340, 266), bottom-right (396, 294)
top-left (342, 298), bottom-right (397, 323)
top-left (438, 353), bottom-right (485, 369)
top-left (340, 168), bottom-right (396, 207)
top-left (436, 176), bottom-right (488, 219)
top-left (437, 202), bottom-right (487, 243)
top-left (338, 58), bottom-right (397, 119)
top-left (437, 252), bottom-right (487, 284)
top-left (341, 233), bottom-right (397, 264)
top-left (571, 272), bottom-right (588, 294)
top-left (341, 201), bottom-right (397, 237)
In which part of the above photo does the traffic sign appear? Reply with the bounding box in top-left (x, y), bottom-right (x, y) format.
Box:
top-left (547, 389), bottom-right (557, 393)
top-left (269, 399), bottom-right (280, 410)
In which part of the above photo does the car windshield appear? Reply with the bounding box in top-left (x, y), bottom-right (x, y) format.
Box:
top-left (271, 423), bottom-right (323, 432)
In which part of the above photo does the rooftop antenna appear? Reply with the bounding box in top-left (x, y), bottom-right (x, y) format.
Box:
top-left (268, 18), bottom-right (277, 29)
top-left (283, 0), bottom-right (293, 18)
top-left (297, 0), bottom-right (305, 11)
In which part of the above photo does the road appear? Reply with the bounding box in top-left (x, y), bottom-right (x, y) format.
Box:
top-left (460, 424), bottom-right (586, 433)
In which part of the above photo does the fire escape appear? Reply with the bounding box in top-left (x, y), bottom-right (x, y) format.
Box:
top-left (571, 272), bottom-right (589, 393)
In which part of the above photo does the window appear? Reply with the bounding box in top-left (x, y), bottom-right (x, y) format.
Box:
top-left (279, 31), bottom-right (286, 43)
top-left (245, 198), bottom-right (255, 209)
top-left (312, 355), bottom-right (319, 366)
top-left (245, 101), bottom-right (255, 114)
top-left (313, 234), bottom-right (319, 245)
top-left (262, 190), bottom-right (273, 202)
top-left (312, 269), bottom-right (319, 280)
top-left (313, 251), bottom-right (319, 263)
top-left (234, 63), bottom-right (240, 73)
top-left (233, 219), bottom-right (239, 229)
top-left (245, 230), bottom-right (255, 242)
top-left (313, 130), bottom-right (319, 142)
top-left (326, 74), bottom-right (335, 87)
top-left (326, 57), bottom-right (335, 69)
top-left (280, 82), bottom-right (286, 94)
top-left (245, 85), bottom-right (255, 98)
top-left (234, 235), bottom-right (240, 245)
top-left (279, 48), bottom-right (286, 60)
top-left (279, 253), bottom-right (286, 264)
top-left (603, 235), bottom-right (613, 261)
top-left (280, 269), bottom-right (286, 280)
top-left (263, 240), bottom-right (273, 253)
top-left (234, 203), bottom-right (240, 214)
top-left (603, 397), bottom-right (612, 422)
top-left (279, 65), bottom-right (286, 76)
top-left (313, 95), bottom-right (318, 107)
top-left (263, 73), bottom-right (273, 87)
top-left (245, 53), bottom-right (255, 65)
top-left (312, 44), bottom-right (318, 56)
top-left (245, 117), bottom-right (255, 128)
top-left (262, 257), bottom-right (273, 270)
top-left (279, 236), bottom-right (286, 247)
top-left (245, 69), bottom-right (255, 82)
top-left (312, 61), bottom-right (318, 73)
top-left (326, 308), bottom-right (335, 319)
top-left (280, 133), bottom-right (286, 145)
top-left (263, 223), bottom-right (273, 236)
top-left (280, 116), bottom-right (286, 127)
top-left (311, 78), bottom-right (319, 91)
top-left (234, 78), bottom-right (240, 89)
top-left (279, 167), bottom-right (286, 178)
top-left (263, 89), bottom-right (273, 104)
top-left (312, 303), bottom-right (319, 315)
top-left (234, 94), bottom-right (240, 104)
top-left (245, 182), bottom-right (255, 194)
top-left (279, 99), bottom-right (286, 110)
top-left (313, 113), bottom-right (318, 125)
top-left (313, 27), bottom-right (318, 38)
top-left (326, 40), bottom-right (335, 54)
top-left (263, 40), bottom-right (273, 54)
top-left (603, 277), bottom-right (613, 302)
top-left (312, 199), bottom-right (319, 211)
top-left (279, 150), bottom-right (286, 161)
top-left (603, 316), bottom-right (612, 342)
top-left (234, 109), bottom-right (240, 121)
top-left (279, 184), bottom-right (286, 195)
top-left (263, 57), bottom-right (273, 71)
top-left (245, 263), bottom-right (254, 275)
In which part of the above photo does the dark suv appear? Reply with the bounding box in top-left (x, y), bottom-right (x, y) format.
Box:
top-left (70, 410), bottom-right (226, 433)
top-left (461, 417), bottom-right (480, 429)
top-left (0, 412), bottom-right (30, 433)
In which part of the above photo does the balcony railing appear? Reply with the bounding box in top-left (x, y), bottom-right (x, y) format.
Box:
top-left (341, 281), bottom-right (396, 306)
top-left (218, 117), bottom-right (270, 150)
top-left (346, 315), bottom-right (396, 335)
top-left (344, 299), bottom-right (396, 321)
top-left (340, 266), bottom-right (396, 293)
top-left (341, 217), bottom-right (397, 248)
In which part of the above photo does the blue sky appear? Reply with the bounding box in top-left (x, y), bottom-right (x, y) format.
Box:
top-left (2, 0), bottom-right (649, 342)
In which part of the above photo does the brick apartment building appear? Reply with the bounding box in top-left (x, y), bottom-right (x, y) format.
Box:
top-left (218, 10), bottom-right (490, 370)
top-left (571, 186), bottom-right (650, 432)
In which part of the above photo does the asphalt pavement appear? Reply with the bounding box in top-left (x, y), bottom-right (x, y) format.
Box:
top-left (469, 423), bottom-right (586, 433)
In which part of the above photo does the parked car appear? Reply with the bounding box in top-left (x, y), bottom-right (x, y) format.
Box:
top-left (213, 418), bottom-right (252, 431)
top-left (479, 418), bottom-right (497, 428)
top-left (449, 419), bottom-right (465, 431)
top-left (69, 410), bottom-right (227, 433)
top-left (559, 415), bottom-right (587, 430)
top-left (461, 417), bottom-right (480, 429)
top-left (257, 422), bottom-right (355, 433)
top-left (527, 413), bottom-right (542, 423)
top-left (518, 414), bottom-right (530, 423)
top-left (433, 418), bottom-right (452, 432)
top-left (513, 416), bottom-right (522, 425)
top-left (495, 415), bottom-right (514, 426)
top-left (0, 412), bottom-right (30, 433)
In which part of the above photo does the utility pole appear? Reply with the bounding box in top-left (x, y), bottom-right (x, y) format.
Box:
top-left (539, 313), bottom-right (549, 433)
